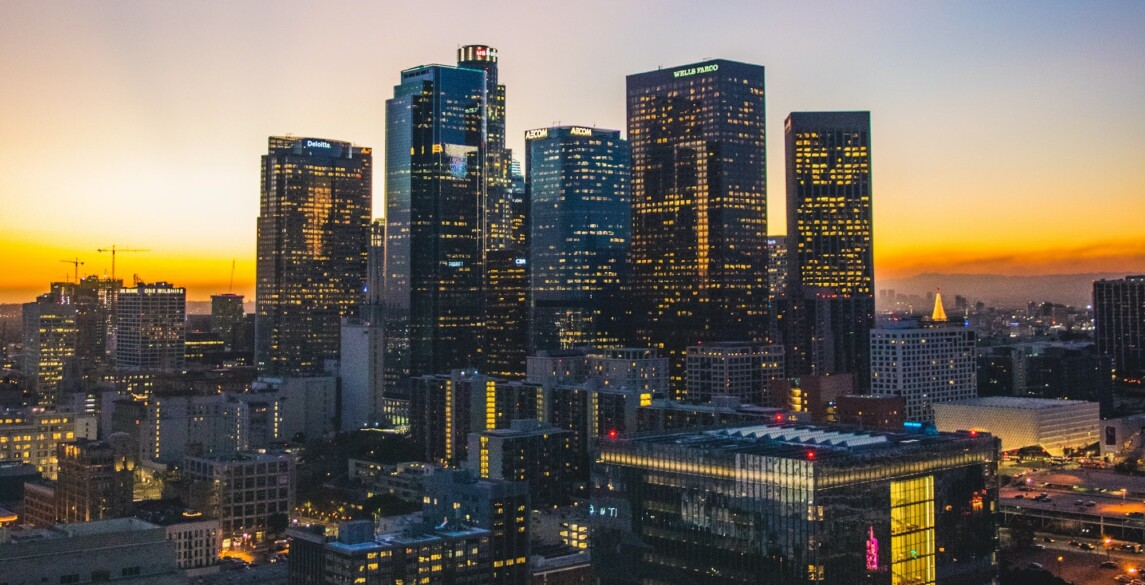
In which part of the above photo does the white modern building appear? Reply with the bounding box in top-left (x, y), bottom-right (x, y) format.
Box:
top-left (933, 397), bottom-right (1100, 455)
top-left (870, 322), bottom-right (976, 422)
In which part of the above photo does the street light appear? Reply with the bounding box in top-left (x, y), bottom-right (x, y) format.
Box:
top-left (1057, 555), bottom-right (1063, 577)
top-left (1105, 537), bottom-right (1114, 560)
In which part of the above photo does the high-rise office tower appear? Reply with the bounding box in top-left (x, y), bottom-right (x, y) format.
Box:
top-left (116, 281), bottom-right (186, 372)
top-left (458, 45), bottom-right (529, 379)
top-left (67, 276), bottom-right (119, 365)
top-left (526, 126), bottom-right (630, 352)
top-left (457, 44), bottom-right (518, 250)
top-left (210, 293), bottom-right (244, 351)
top-left (484, 248), bottom-right (528, 379)
top-left (256, 136), bottom-right (372, 376)
top-left (340, 219), bottom-right (388, 430)
top-left (385, 65), bottom-right (486, 382)
top-left (627, 60), bottom-right (769, 397)
top-left (1094, 275), bottom-right (1145, 384)
top-left (783, 111), bottom-right (875, 387)
top-left (22, 291), bottom-right (78, 406)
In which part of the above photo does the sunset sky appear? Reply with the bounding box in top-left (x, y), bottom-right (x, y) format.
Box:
top-left (2, 1), bottom-right (1143, 303)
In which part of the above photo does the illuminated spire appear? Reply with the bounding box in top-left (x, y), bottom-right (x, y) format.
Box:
top-left (931, 288), bottom-right (948, 322)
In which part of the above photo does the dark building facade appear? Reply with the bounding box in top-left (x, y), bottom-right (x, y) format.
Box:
top-left (627, 60), bottom-right (770, 396)
top-left (526, 126), bottom-right (630, 352)
top-left (256, 136), bottom-right (372, 376)
top-left (409, 370), bottom-right (543, 467)
top-left (458, 45), bottom-right (529, 380)
top-left (55, 439), bottom-right (135, 524)
top-left (288, 520), bottom-right (492, 585)
top-left (210, 293), bottom-right (245, 352)
top-left (1094, 275), bottom-right (1145, 384)
top-left (385, 65), bottom-right (486, 385)
top-left (591, 424), bottom-right (998, 585)
top-left (468, 419), bottom-right (573, 508)
top-left (425, 470), bottom-right (530, 585)
top-left (783, 112), bottom-right (875, 389)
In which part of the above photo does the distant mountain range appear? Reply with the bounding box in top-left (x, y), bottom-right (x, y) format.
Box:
top-left (879, 272), bottom-right (1140, 308)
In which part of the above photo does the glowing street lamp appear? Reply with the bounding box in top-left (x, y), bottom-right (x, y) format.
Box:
top-left (1056, 555), bottom-right (1063, 577)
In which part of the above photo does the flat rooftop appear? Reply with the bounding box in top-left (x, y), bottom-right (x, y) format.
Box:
top-left (618, 422), bottom-right (991, 462)
top-left (942, 397), bottom-right (1097, 410)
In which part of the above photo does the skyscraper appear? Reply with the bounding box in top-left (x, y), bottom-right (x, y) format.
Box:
top-left (116, 281), bottom-right (186, 372)
top-left (256, 136), bottom-right (372, 376)
top-left (385, 64), bottom-right (485, 382)
top-left (22, 291), bottom-right (77, 406)
top-left (526, 126), bottom-right (630, 351)
top-left (1094, 275), bottom-right (1145, 384)
top-left (627, 60), bottom-right (769, 397)
top-left (458, 45), bottom-right (529, 379)
top-left (783, 111), bottom-right (875, 387)
top-left (210, 293), bottom-right (244, 351)
top-left (457, 44), bottom-right (519, 250)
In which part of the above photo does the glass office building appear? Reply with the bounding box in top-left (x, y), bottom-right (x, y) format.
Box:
top-left (525, 126), bottom-right (630, 351)
top-left (627, 60), bottom-right (770, 397)
top-left (256, 136), bottom-right (371, 376)
top-left (783, 112), bottom-right (875, 387)
top-left (385, 65), bottom-right (486, 383)
top-left (591, 423), bottom-right (997, 585)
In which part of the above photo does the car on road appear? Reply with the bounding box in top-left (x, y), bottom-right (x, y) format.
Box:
top-left (1014, 494), bottom-right (1024, 498)
top-left (1043, 536), bottom-right (1056, 543)
top-left (1034, 544), bottom-right (1047, 550)
top-left (1081, 543), bottom-right (1097, 550)
top-left (1115, 575), bottom-right (1132, 583)
top-left (1102, 561), bottom-right (1120, 569)
top-left (1128, 512), bottom-right (1145, 519)
top-left (1027, 562), bottom-right (1044, 570)
top-left (1087, 501), bottom-right (1097, 507)
top-left (1069, 540), bottom-right (1081, 546)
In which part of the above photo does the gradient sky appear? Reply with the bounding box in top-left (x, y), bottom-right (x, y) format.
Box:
top-left (2, 1), bottom-right (1143, 303)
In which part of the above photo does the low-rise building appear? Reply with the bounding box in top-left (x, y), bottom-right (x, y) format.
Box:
top-left (0, 409), bottom-right (82, 480)
top-left (288, 519), bottom-right (491, 585)
top-left (0, 518), bottom-right (183, 585)
top-left (933, 396), bottom-right (1100, 455)
top-left (183, 451), bottom-right (294, 548)
top-left (135, 499), bottom-right (222, 577)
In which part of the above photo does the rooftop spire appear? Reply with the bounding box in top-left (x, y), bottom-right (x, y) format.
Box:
top-left (931, 288), bottom-right (948, 322)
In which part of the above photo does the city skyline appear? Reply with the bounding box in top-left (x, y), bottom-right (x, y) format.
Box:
top-left (2, 2), bottom-right (1144, 303)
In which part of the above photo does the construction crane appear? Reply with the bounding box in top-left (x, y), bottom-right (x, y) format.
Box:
top-left (59, 258), bottom-right (84, 284)
top-left (96, 245), bottom-right (149, 283)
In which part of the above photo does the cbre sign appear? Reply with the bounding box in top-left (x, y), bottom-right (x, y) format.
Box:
top-left (673, 63), bottom-right (719, 78)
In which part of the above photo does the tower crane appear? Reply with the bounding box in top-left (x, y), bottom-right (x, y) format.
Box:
top-left (59, 258), bottom-right (84, 284)
top-left (96, 245), bottom-right (149, 283)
